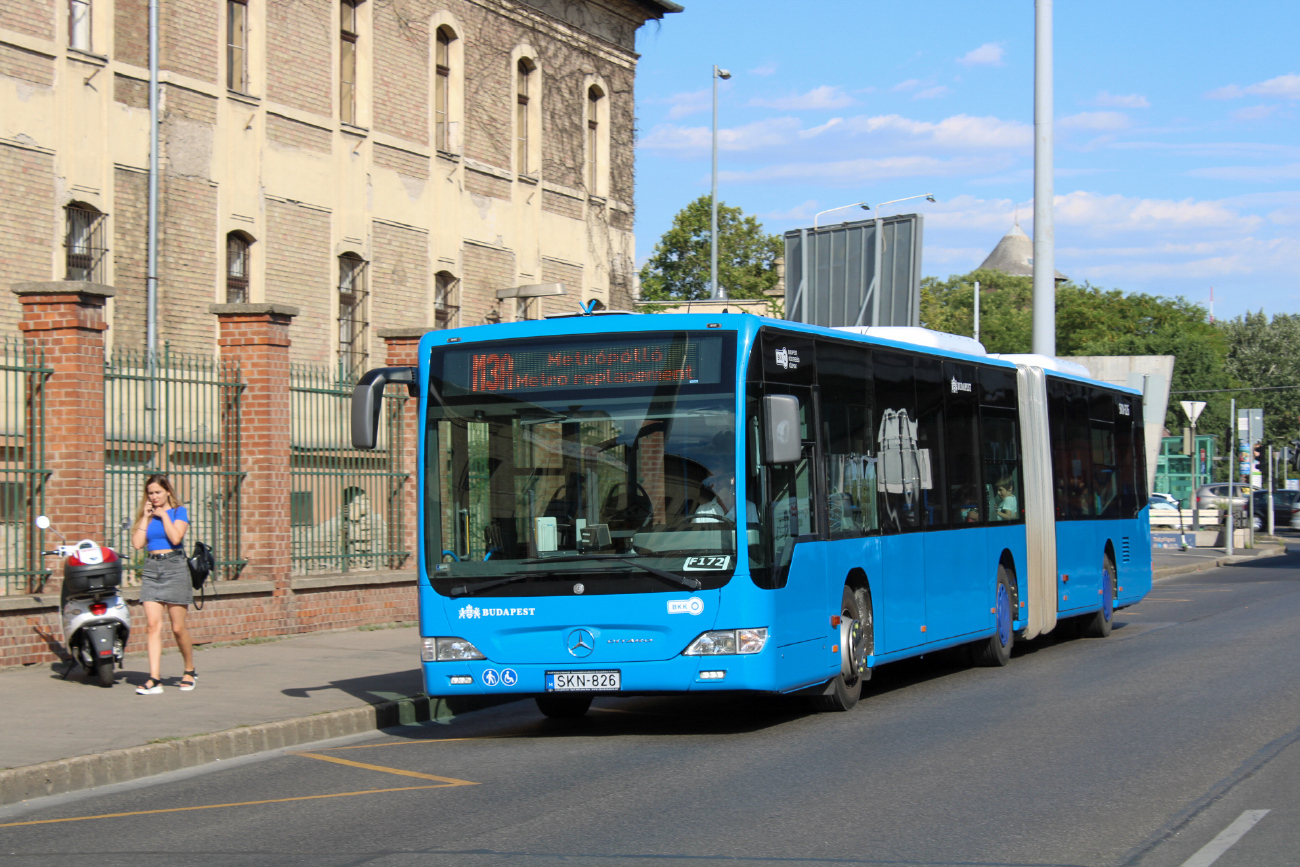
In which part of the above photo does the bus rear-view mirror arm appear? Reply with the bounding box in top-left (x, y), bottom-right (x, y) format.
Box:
top-left (763, 394), bottom-right (802, 465)
top-left (351, 366), bottom-right (417, 450)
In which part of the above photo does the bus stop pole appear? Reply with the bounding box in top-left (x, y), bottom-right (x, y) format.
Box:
top-left (1227, 397), bottom-right (1235, 556)
top-left (1268, 447), bottom-right (1275, 536)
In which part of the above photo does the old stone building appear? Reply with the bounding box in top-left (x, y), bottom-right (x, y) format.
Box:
top-left (0, 0), bottom-right (679, 369)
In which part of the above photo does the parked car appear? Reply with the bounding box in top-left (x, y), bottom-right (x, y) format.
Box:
top-left (1291, 500), bottom-right (1300, 531)
top-left (1148, 493), bottom-right (1180, 511)
top-left (1194, 483), bottom-right (1254, 513)
top-left (1250, 489), bottom-right (1300, 532)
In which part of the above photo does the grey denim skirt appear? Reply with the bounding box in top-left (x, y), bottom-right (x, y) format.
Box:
top-left (140, 551), bottom-right (193, 606)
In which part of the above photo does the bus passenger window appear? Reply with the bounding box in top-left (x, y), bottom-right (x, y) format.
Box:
top-left (818, 342), bottom-right (873, 537)
top-left (981, 409), bottom-right (1022, 522)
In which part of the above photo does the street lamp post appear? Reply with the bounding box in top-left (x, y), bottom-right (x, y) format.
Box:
top-left (813, 201), bottom-right (870, 229)
top-left (710, 65), bottom-right (731, 301)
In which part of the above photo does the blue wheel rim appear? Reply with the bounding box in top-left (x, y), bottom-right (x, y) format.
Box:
top-left (1102, 566), bottom-right (1114, 621)
top-left (996, 582), bottom-right (1012, 647)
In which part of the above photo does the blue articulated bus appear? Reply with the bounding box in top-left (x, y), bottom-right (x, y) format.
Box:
top-left (351, 312), bottom-right (1153, 716)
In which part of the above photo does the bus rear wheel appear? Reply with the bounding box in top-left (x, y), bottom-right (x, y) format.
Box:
top-left (811, 585), bottom-right (870, 712)
top-left (1081, 556), bottom-right (1116, 638)
top-left (536, 694), bottom-right (593, 719)
top-left (972, 565), bottom-right (1014, 667)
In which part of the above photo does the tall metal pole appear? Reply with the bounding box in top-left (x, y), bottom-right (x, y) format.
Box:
top-left (1227, 397), bottom-right (1235, 556)
top-left (1032, 0), bottom-right (1055, 357)
top-left (147, 0), bottom-right (159, 361)
top-left (710, 66), bottom-right (729, 301)
top-left (973, 280), bottom-right (981, 343)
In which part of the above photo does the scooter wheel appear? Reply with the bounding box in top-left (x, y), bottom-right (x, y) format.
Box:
top-left (96, 660), bottom-right (115, 688)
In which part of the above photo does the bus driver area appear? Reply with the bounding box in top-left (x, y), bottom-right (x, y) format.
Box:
top-left (352, 312), bottom-right (1153, 718)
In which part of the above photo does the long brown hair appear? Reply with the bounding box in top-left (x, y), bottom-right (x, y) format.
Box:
top-left (133, 473), bottom-right (183, 526)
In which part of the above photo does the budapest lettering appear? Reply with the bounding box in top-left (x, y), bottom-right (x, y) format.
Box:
top-left (470, 345), bottom-right (696, 392)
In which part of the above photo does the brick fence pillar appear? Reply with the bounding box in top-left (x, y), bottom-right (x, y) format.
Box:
top-left (379, 328), bottom-right (426, 569)
top-left (11, 281), bottom-right (114, 553)
top-left (211, 303), bottom-right (298, 598)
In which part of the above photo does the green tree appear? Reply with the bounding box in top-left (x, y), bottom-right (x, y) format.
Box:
top-left (1219, 311), bottom-right (1300, 457)
top-left (639, 195), bottom-right (782, 303)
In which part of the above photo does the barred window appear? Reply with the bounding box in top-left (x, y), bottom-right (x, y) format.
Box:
top-left (338, 253), bottom-right (368, 379)
top-left (69, 0), bottom-right (91, 51)
top-left (587, 85), bottom-right (602, 192)
top-left (227, 0), bottom-right (248, 92)
top-left (516, 58), bottom-right (534, 174)
top-left (64, 203), bottom-right (107, 283)
top-left (434, 26), bottom-right (454, 152)
top-left (339, 0), bottom-right (359, 125)
top-left (226, 233), bottom-right (250, 304)
top-left (434, 270), bottom-right (459, 329)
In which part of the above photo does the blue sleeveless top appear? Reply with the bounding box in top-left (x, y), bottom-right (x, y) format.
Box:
top-left (146, 506), bottom-right (189, 552)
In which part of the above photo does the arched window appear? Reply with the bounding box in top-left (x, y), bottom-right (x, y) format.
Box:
top-left (64, 202), bottom-right (106, 282)
top-left (339, 0), bottom-right (361, 125)
top-left (226, 232), bottom-right (251, 303)
top-left (516, 57), bottom-right (535, 175)
top-left (434, 271), bottom-right (459, 329)
top-left (338, 253), bottom-right (368, 379)
top-left (434, 26), bottom-right (455, 152)
top-left (587, 84), bottom-right (604, 193)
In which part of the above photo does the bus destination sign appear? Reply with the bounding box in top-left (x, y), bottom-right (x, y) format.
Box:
top-left (446, 338), bottom-right (718, 393)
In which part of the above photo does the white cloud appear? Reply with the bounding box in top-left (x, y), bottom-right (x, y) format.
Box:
top-left (798, 117), bottom-right (844, 138)
top-left (893, 78), bottom-right (922, 92)
top-left (913, 86), bottom-right (950, 100)
top-left (1207, 73), bottom-right (1300, 100)
top-left (750, 61), bottom-right (778, 77)
top-left (638, 117), bottom-right (805, 153)
top-left (957, 43), bottom-right (1005, 67)
top-left (718, 155), bottom-right (999, 186)
top-left (1187, 162), bottom-right (1300, 182)
top-left (843, 113), bottom-right (1031, 150)
top-left (1053, 190), bottom-right (1260, 235)
top-left (761, 199), bottom-right (819, 221)
top-left (1059, 111), bottom-right (1131, 131)
top-left (661, 89), bottom-right (709, 120)
top-left (1089, 91), bottom-right (1149, 108)
top-left (1231, 104), bottom-right (1279, 122)
top-left (749, 85), bottom-right (854, 110)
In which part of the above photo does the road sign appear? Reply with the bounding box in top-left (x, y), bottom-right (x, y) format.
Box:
top-left (1179, 400), bottom-right (1206, 424)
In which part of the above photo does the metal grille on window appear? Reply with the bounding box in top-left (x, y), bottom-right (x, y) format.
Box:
top-left (434, 271), bottom-right (459, 329)
top-left (338, 254), bottom-right (368, 380)
top-left (587, 87), bottom-right (600, 191)
top-left (516, 59), bottom-right (531, 174)
top-left (64, 205), bottom-right (107, 283)
top-left (226, 234), bottom-right (249, 304)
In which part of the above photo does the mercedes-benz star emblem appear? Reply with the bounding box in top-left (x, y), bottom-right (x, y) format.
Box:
top-left (566, 628), bottom-right (595, 658)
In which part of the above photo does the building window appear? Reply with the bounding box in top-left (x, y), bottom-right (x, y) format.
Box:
top-left (64, 203), bottom-right (106, 282)
top-left (338, 253), bottom-right (368, 379)
top-left (69, 0), bottom-right (91, 52)
top-left (226, 233), bottom-right (250, 304)
top-left (434, 271), bottom-right (459, 329)
top-left (587, 85), bottom-right (603, 192)
top-left (516, 58), bottom-right (534, 174)
top-left (227, 0), bottom-right (247, 92)
top-left (339, 0), bottom-right (359, 125)
top-left (290, 491), bottom-right (313, 527)
top-left (434, 26), bottom-right (453, 152)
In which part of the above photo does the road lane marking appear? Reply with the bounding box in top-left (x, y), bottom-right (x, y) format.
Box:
top-left (1179, 809), bottom-right (1270, 867)
top-left (287, 750), bottom-right (477, 785)
top-left (0, 785), bottom-right (467, 828)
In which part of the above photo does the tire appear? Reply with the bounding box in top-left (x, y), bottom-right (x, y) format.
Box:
top-left (1081, 556), bottom-right (1116, 638)
top-left (1252, 511), bottom-right (1263, 532)
top-left (810, 585), bottom-right (871, 712)
top-left (95, 660), bottom-right (115, 688)
top-left (972, 565), bottom-right (1015, 667)
top-left (536, 694), bottom-right (593, 719)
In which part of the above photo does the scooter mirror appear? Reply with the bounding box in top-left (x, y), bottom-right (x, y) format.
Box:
top-left (35, 515), bottom-right (50, 530)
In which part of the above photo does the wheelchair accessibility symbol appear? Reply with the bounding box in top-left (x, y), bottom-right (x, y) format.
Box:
top-left (482, 669), bottom-right (499, 686)
top-left (500, 668), bottom-right (518, 686)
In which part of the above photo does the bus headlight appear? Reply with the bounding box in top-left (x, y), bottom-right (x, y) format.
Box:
top-left (424, 637), bottom-right (486, 662)
top-left (683, 627), bottom-right (767, 656)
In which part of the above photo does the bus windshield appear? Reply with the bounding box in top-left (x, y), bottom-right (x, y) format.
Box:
top-left (425, 332), bottom-right (738, 597)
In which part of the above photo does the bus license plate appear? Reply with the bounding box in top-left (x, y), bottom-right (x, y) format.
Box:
top-left (545, 670), bottom-right (621, 692)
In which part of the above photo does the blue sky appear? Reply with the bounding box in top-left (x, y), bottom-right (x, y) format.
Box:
top-left (631, 1), bottom-right (1300, 321)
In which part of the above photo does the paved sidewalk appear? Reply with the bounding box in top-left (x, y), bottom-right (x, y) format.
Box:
top-left (1, 539), bottom-right (1292, 805)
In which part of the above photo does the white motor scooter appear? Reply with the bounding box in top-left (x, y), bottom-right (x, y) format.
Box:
top-left (36, 516), bottom-right (131, 688)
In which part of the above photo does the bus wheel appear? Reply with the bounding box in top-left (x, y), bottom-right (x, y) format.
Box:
top-left (811, 585), bottom-right (869, 712)
top-left (1081, 556), bottom-right (1116, 638)
top-left (536, 694), bottom-right (593, 719)
top-left (973, 566), bottom-right (1014, 667)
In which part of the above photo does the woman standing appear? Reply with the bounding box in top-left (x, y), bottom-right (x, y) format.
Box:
top-left (130, 474), bottom-right (196, 695)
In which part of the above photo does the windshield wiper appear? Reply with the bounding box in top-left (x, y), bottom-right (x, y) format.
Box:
top-left (448, 575), bottom-right (528, 598)
top-left (522, 554), bottom-right (701, 591)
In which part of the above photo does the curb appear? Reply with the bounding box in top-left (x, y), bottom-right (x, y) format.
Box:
top-left (1152, 544), bottom-right (1288, 582)
top-left (0, 693), bottom-right (506, 807)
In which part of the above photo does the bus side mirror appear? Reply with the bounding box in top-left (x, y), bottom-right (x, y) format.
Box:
top-left (351, 367), bottom-right (417, 449)
top-left (763, 394), bottom-right (801, 465)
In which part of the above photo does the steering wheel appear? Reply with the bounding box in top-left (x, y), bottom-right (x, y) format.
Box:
top-left (601, 482), bottom-right (654, 531)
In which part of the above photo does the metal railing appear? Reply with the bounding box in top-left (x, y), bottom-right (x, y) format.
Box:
top-left (104, 346), bottom-right (245, 583)
top-left (0, 340), bottom-right (51, 595)
top-left (289, 363), bottom-right (408, 574)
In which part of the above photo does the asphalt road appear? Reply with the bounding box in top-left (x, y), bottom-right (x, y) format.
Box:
top-left (4, 549), bottom-right (1300, 867)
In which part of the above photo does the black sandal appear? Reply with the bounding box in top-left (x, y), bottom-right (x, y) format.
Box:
top-left (136, 677), bottom-right (163, 695)
top-left (180, 670), bottom-right (198, 692)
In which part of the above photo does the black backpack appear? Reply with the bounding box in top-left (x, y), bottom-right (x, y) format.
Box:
top-left (187, 541), bottom-right (216, 608)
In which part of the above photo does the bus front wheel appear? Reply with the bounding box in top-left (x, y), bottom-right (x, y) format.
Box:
top-left (1081, 556), bottom-right (1116, 639)
top-left (810, 585), bottom-right (870, 712)
top-left (536, 694), bottom-right (593, 719)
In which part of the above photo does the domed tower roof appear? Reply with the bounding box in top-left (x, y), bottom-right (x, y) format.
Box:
top-left (977, 223), bottom-right (1067, 281)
